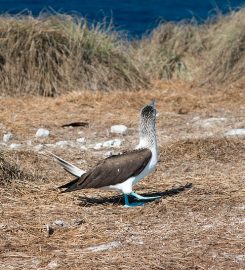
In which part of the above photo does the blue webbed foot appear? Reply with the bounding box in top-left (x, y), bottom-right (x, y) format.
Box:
top-left (123, 194), bottom-right (145, 208)
top-left (130, 191), bottom-right (161, 201)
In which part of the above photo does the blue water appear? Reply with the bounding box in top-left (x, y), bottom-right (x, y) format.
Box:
top-left (0, 0), bottom-right (245, 37)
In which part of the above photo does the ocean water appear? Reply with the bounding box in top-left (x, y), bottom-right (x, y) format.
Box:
top-left (0, 0), bottom-right (245, 37)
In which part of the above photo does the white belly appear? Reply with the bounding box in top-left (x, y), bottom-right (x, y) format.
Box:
top-left (132, 150), bottom-right (157, 185)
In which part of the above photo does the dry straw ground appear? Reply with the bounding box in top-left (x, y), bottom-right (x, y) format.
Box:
top-left (0, 81), bottom-right (244, 269)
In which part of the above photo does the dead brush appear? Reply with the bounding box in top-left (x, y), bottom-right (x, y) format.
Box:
top-left (135, 20), bottom-right (207, 81)
top-left (0, 150), bottom-right (43, 185)
top-left (202, 8), bottom-right (245, 84)
top-left (136, 8), bottom-right (245, 85)
top-left (0, 13), bottom-right (149, 96)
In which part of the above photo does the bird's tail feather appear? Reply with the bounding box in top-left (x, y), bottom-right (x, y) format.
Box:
top-left (46, 151), bottom-right (86, 177)
top-left (58, 177), bottom-right (81, 192)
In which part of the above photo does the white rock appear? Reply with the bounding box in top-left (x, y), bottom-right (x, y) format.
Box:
top-left (33, 144), bottom-right (44, 152)
top-left (9, 143), bottom-right (22, 150)
top-left (55, 141), bottom-right (69, 148)
top-left (103, 139), bottom-right (122, 148)
top-left (224, 128), bottom-right (245, 137)
top-left (26, 140), bottom-right (32, 146)
top-left (3, 132), bottom-right (13, 142)
top-left (35, 128), bottom-right (49, 138)
top-left (45, 143), bottom-right (55, 148)
top-left (79, 145), bottom-right (87, 151)
top-left (48, 260), bottom-right (59, 269)
top-left (104, 151), bottom-right (114, 157)
top-left (110, 125), bottom-right (128, 135)
top-left (85, 241), bottom-right (121, 252)
top-left (76, 137), bottom-right (86, 144)
top-left (93, 143), bottom-right (103, 150)
top-left (53, 220), bottom-right (65, 227)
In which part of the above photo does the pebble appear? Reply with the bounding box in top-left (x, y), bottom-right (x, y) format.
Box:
top-left (93, 142), bottom-right (103, 150)
top-left (3, 132), bottom-right (13, 142)
top-left (224, 128), bottom-right (245, 137)
top-left (76, 137), bottom-right (86, 144)
top-left (53, 220), bottom-right (65, 227)
top-left (103, 139), bottom-right (122, 148)
top-left (104, 151), bottom-right (114, 157)
top-left (110, 125), bottom-right (128, 135)
top-left (33, 144), bottom-right (44, 152)
top-left (35, 128), bottom-right (49, 138)
top-left (55, 141), bottom-right (69, 148)
top-left (9, 143), bottom-right (22, 150)
top-left (85, 241), bottom-right (121, 252)
top-left (48, 260), bottom-right (59, 269)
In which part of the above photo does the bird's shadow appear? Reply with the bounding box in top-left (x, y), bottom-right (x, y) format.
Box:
top-left (77, 183), bottom-right (192, 207)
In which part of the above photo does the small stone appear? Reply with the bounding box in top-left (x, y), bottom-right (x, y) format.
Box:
top-left (9, 143), bottom-right (22, 150)
top-left (26, 140), bottom-right (32, 146)
top-left (76, 137), bottom-right (86, 144)
top-left (93, 143), bottom-right (103, 150)
top-left (35, 128), bottom-right (49, 138)
top-left (110, 125), bottom-right (128, 135)
top-left (3, 132), bottom-right (13, 142)
top-left (55, 141), bottom-right (69, 148)
top-left (103, 139), bottom-right (122, 148)
top-left (48, 260), bottom-right (59, 269)
top-left (33, 144), bottom-right (44, 152)
top-left (45, 144), bottom-right (55, 148)
top-left (85, 241), bottom-right (121, 252)
top-left (224, 128), bottom-right (245, 137)
top-left (53, 220), bottom-right (65, 227)
top-left (79, 145), bottom-right (87, 151)
top-left (104, 151), bottom-right (114, 157)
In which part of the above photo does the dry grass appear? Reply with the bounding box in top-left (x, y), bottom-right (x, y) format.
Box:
top-left (0, 138), bottom-right (244, 269)
top-left (0, 84), bottom-right (244, 269)
top-left (0, 13), bottom-right (148, 96)
top-left (0, 150), bottom-right (46, 185)
top-left (1, 8), bottom-right (245, 96)
top-left (137, 8), bottom-right (245, 86)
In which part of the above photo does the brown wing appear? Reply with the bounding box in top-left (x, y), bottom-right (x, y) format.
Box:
top-left (60, 148), bottom-right (152, 192)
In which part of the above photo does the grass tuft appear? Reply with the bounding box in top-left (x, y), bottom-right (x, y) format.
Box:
top-left (1, 8), bottom-right (245, 96)
top-left (0, 13), bottom-right (149, 96)
top-left (0, 150), bottom-right (42, 184)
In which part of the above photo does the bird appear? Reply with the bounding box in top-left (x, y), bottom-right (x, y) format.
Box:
top-left (49, 100), bottom-right (160, 207)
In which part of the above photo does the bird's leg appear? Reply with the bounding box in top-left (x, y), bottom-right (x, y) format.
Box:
top-left (130, 191), bottom-right (161, 201)
top-left (123, 194), bottom-right (145, 208)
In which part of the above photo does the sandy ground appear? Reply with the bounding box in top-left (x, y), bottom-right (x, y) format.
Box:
top-left (0, 81), bottom-right (245, 269)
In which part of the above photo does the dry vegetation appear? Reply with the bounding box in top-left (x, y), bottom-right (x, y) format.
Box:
top-left (1, 8), bottom-right (245, 96)
top-left (0, 7), bottom-right (245, 270)
top-left (0, 83), bottom-right (244, 269)
top-left (137, 8), bottom-right (245, 85)
top-left (0, 14), bottom-right (148, 96)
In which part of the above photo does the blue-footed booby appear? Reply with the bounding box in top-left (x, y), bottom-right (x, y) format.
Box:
top-left (50, 100), bottom-right (160, 207)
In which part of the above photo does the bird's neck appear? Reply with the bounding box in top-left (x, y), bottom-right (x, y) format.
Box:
top-left (136, 121), bottom-right (157, 151)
